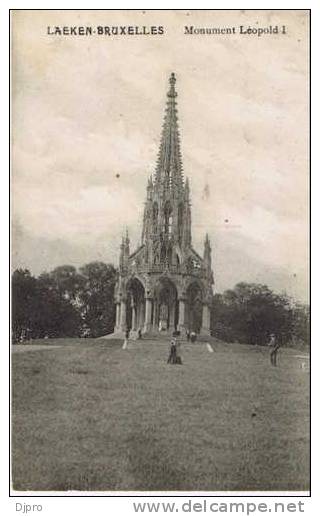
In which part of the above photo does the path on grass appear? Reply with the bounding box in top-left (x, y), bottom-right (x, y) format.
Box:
top-left (12, 344), bottom-right (62, 353)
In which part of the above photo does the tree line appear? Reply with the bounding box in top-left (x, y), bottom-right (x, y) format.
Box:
top-left (12, 264), bottom-right (310, 347)
top-left (211, 282), bottom-right (310, 348)
top-left (12, 262), bottom-right (117, 341)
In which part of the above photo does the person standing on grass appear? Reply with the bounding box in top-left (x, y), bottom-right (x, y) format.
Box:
top-left (123, 327), bottom-right (130, 350)
top-left (269, 333), bottom-right (281, 366)
top-left (190, 331), bottom-right (196, 343)
top-left (167, 337), bottom-right (177, 364)
top-left (176, 340), bottom-right (183, 365)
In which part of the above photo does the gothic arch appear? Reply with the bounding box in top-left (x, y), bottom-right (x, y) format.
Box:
top-left (163, 201), bottom-right (173, 235)
top-left (160, 243), bottom-right (167, 263)
top-left (154, 277), bottom-right (179, 331)
top-left (153, 240), bottom-right (160, 265)
top-left (125, 275), bottom-right (146, 293)
top-left (185, 278), bottom-right (205, 296)
top-left (173, 244), bottom-right (183, 265)
top-left (125, 277), bottom-right (146, 331)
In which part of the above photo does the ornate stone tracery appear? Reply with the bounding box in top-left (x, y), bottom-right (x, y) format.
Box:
top-left (114, 73), bottom-right (214, 336)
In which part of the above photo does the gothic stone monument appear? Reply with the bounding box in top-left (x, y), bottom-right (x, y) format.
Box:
top-left (114, 73), bottom-right (214, 337)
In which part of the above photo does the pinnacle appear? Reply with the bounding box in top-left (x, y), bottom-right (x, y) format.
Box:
top-left (167, 72), bottom-right (177, 98)
top-left (154, 73), bottom-right (184, 190)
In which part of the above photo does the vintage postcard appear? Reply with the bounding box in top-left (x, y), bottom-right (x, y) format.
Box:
top-left (11, 9), bottom-right (310, 494)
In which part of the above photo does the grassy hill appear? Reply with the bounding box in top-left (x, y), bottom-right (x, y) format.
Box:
top-left (11, 337), bottom-right (309, 492)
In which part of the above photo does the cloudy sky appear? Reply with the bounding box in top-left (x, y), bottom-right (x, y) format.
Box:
top-left (12, 10), bottom-right (309, 302)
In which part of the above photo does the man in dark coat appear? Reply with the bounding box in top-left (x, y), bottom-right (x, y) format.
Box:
top-left (269, 334), bottom-right (281, 366)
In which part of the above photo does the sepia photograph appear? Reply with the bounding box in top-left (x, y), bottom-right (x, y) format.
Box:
top-left (11, 9), bottom-right (310, 493)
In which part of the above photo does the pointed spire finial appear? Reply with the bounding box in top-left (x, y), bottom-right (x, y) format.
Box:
top-left (154, 73), bottom-right (183, 189)
top-left (168, 72), bottom-right (177, 98)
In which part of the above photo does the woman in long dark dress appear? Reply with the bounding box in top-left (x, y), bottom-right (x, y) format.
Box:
top-left (167, 338), bottom-right (177, 364)
top-left (176, 341), bottom-right (182, 365)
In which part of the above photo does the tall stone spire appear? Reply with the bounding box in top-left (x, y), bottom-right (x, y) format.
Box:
top-left (114, 73), bottom-right (214, 338)
top-left (155, 72), bottom-right (184, 191)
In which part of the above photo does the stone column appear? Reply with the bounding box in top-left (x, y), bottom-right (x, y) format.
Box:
top-left (131, 306), bottom-right (137, 331)
top-left (138, 300), bottom-right (145, 330)
top-left (202, 303), bottom-right (211, 335)
top-left (154, 301), bottom-right (159, 331)
top-left (115, 303), bottom-right (120, 330)
top-left (169, 303), bottom-right (175, 331)
top-left (152, 300), bottom-right (157, 329)
top-left (144, 298), bottom-right (153, 333)
top-left (178, 298), bottom-right (186, 332)
top-left (120, 299), bottom-right (127, 332)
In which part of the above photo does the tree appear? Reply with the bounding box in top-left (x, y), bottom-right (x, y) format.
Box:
top-left (12, 262), bottom-right (118, 340)
top-left (211, 282), bottom-right (294, 346)
top-left (210, 293), bottom-right (236, 342)
top-left (50, 265), bottom-right (85, 303)
top-left (291, 303), bottom-right (310, 347)
top-left (78, 262), bottom-right (117, 337)
top-left (11, 269), bottom-right (37, 342)
top-left (31, 272), bottom-right (81, 338)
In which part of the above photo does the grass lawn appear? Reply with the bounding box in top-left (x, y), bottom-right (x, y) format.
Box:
top-left (11, 337), bottom-right (309, 492)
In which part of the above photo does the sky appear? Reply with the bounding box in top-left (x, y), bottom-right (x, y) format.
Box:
top-left (12, 9), bottom-right (309, 302)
